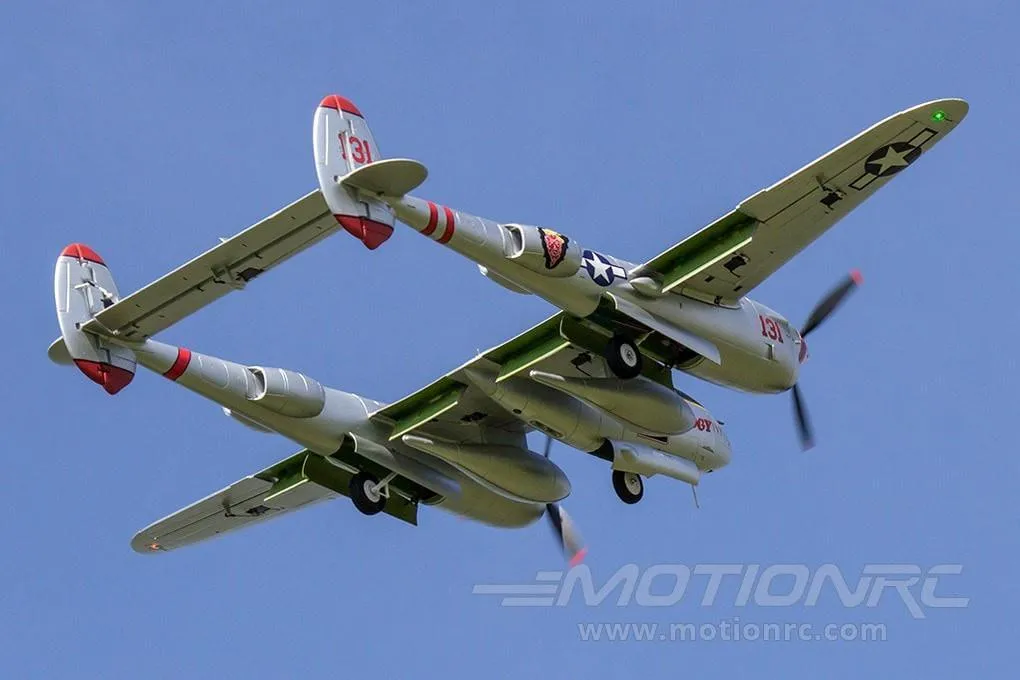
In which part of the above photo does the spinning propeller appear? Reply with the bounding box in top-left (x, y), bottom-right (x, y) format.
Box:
top-left (542, 435), bottom-right (587, 566)
top-left (792, 270), bottom-right (863, 450)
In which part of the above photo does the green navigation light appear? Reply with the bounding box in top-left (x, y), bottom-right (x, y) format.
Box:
top-left (931, 110), bottom-right (947, 122)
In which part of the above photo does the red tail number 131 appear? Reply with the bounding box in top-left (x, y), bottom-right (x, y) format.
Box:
top-left (337, 133), bottom-right (374, 164)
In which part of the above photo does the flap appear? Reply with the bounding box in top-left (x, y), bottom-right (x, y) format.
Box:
top-left (132, 450), bottom-right (419, 553)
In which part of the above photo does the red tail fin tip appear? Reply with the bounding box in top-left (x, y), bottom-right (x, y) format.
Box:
top-left (318, 94), bottom-right (363, 118)
top-left (60, 243), bottom-right (105, 265)
top-left (73, 359), bottom-right (134, 395)
top-left (334, 215), bottom-right (393, 250)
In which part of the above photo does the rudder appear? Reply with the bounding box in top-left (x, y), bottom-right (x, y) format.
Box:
top-left (54, 244), bottom-right (136, 394)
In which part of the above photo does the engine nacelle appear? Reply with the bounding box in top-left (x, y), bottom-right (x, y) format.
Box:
top-left (501, 224), bottom-right (582, 277)
top-left (246, 366), bottom-right (326, 418)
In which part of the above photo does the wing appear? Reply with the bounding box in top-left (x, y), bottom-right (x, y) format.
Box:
top-left (370, 314), bottom-right (567, 444)
top-left (84, 190), bottom-right (333, 341)
top-left (370, 310), bottom-right (676, 443)
top-left (132, 447), bottom-right (426, 553)
top-left (632, 99), bottom-right (968, 304)
top-left (134, 313), bottom-right (647, 553)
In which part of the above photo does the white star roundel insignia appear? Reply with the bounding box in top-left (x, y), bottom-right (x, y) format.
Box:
top-left (864, 142), bottom-right (922, 178)
top-left (582, 250), bottom-right (627, 286)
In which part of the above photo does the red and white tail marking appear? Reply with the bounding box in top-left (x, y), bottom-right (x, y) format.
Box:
top-left (318, 94), bottom-right (379, 172)
top-left (313, 94), bottom-right (396, 250)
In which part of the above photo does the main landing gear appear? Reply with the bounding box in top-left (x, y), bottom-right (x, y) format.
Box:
top-left (349, 471), bottom-right (396, 515)
top-left (605, 334), bottom-right (643, 379)
top-left (612, 470), bottom-right (644, 504)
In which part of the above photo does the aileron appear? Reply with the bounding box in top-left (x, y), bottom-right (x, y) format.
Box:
top-left (636, 99), bottom-right (967, 303)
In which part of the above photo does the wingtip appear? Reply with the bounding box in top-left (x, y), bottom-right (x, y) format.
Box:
top-left (850, 269), bottom-right (863, 285)
top-left (130, 534), bottom-right (165, 554)
top-left (942, 98), bottom-right (970, 118)
top-left (915, 98), bottom-right (969, 125)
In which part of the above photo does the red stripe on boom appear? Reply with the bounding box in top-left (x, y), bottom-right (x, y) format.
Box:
top-left (163, 347), bottom-right (192, 381)
top-left (438, 206), bottom-right (456, 244)
top-left (422, 201), bottom-right (439, 236)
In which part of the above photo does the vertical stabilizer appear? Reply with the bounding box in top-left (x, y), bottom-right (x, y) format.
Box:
top-left (312, 94), bottom-right (396, 249)
top-left (54, 244), bottom-right (136, 394)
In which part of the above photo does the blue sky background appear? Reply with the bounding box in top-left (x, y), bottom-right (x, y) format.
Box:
top-left (1, 1), bottom-right (1015, 677)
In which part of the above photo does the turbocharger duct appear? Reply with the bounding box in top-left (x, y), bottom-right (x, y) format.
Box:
top-left (246, 366), bottom-right (326, 418)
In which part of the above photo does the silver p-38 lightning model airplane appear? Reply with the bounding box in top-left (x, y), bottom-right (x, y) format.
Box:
top-left (49, 95), bottom-right (967, 561)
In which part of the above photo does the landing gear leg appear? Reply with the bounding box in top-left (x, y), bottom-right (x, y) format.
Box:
top-left (350, 471), bottom-right (394, 515)
top-left (612, 470), bottom-right (644, 504)
top-left (606, 334), bottom-right (643, 379)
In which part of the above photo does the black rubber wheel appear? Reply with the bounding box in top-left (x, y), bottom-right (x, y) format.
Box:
top-left (612, 470), bottom-right (644, 504)
top-left (606, 334), bottom-right (643, 379)
top-left (349, 471), bottom-right (386, 515)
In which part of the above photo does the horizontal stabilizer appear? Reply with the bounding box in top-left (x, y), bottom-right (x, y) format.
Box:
top-left (48, 337), bottom-right (72, 365)
top-left (80, 191), bottom-right (335, 341)
top-left (341, 158), bottom-right (428, 197)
